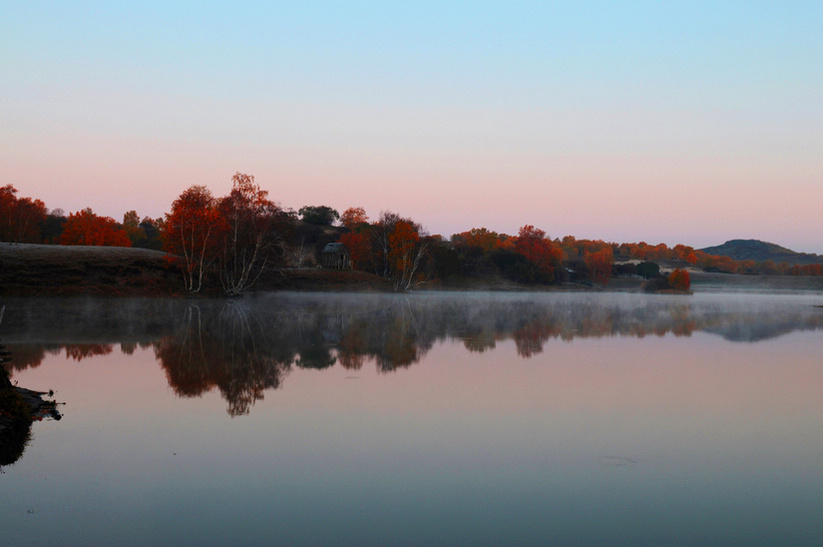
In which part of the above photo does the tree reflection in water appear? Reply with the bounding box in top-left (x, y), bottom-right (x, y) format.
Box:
top-left (154, 302), bottom-right (290, 416)
top-left (2, 293), bottom-right (823, 416)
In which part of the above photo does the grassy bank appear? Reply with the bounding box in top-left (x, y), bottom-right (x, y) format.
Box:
top-left (3, 243), bottom-right (823, 297)
top-left (0, 243), bottom-right (390, 296)
top-left (0, 242), bottom-right (182, 297)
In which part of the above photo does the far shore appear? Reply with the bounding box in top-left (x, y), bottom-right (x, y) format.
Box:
top-left (2, 242), bottom-right (823, 297)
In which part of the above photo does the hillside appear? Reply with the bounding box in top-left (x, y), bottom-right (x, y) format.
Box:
top-left (699, 239), bottom-right (823, 265)
top-left (0, 242), bottom-right (183, 296)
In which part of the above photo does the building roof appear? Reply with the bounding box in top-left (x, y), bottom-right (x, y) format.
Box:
top-left (322, 242), bottom-right (348, 253)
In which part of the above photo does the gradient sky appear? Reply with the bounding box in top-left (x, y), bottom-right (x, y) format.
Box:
top-left (2, 2), bottom-right (821, 252)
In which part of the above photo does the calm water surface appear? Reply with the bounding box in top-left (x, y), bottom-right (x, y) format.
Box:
top-left (2, 291), bottom-right (823, 545)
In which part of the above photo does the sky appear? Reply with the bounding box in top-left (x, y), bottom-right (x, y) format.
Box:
top-left (2, 1), bottom-right (821, 252)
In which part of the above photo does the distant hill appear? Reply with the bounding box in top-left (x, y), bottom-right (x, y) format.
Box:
top-left (699, 239), bottom-right (823, 265)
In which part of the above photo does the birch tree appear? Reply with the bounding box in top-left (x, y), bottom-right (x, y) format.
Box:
top-left (216, 173), bottom-right (286, 295)
top-left (164, 186), bottom-right (222, 293)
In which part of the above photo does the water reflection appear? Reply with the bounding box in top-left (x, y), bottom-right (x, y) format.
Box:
top-left (154, 302), bottom-right (290, 416)
top-left (2, 293), bottom-right (822, 415)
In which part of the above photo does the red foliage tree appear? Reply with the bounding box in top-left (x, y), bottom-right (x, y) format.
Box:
top-left (388, 219), bottom-right (423, 290)
top-left (0, 184), bottom-right (48, 243)
top-left (584, 247), bottom-right (614, 285)
top-left (59, 208), bottom-right (131, 247)
top-left (216, 173), bottom-right (287, 295)
top-left (164, 175), bottom-right (290, 295)
top-left (367, 212), bottom-right (429, 290)
top-left (514, 225), bottom-right (561, 282)
top-left (163, 186), bottom-right (223, 293)
top-left (668, 269), bottom-right (691, 291)
top-left (339, 231), bottom-right (371, 271)
top-left (338, 206), bottom-right (372, 271)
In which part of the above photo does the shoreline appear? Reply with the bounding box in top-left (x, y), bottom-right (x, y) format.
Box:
top-left (2, 242), bottom-right (823, 297)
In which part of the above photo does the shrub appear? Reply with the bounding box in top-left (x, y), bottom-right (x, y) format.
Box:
top-left (668, 269), bottom-right (691, 291)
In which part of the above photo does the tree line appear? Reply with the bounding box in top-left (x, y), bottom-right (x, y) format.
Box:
top-left (2, 176), bottom-right (821, 294)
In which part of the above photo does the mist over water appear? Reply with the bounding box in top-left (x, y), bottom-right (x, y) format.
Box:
top-left (2, 291), bottom-right (823, 544)
top-left (4, 290), bottom-right (822, 346)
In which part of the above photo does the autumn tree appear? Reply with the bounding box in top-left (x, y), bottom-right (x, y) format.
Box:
top-left (163, 186), bottom-right (223, 293)
top-left (10, 197), bottom-right (47, 243)
top-left (59, 208), bottom-right (131, 247)
top-left (514, 225), bottom-right (561, 283)
top-left (791, 263), bottom-right (823, 276)
top-left (370, 211), bottom-right (429, 290)
top-left (697, 253), bottom-right (741, 274)
top-left (583, 247), bottom-right (614, 285)
top-left (560, 235), bottom-right (581, 261)
top-left (668, 269), bottom-right (691, 291)
top-left (388, 220), bottom-right (427, 291)
top-left (0, 184), bottom-right (48, 243)
top-left (339, 207), bottom-right (372, 271)
top-left (216, 173), bottom-right (288, 295)
top-left (452, 227), bottom-right (502, 253)
top-left (673, 244), bottom-right (694, 261)
top-left (340, 207), bottom-right (368, 229)
top-left (628, 242), bottom-right (650, 261)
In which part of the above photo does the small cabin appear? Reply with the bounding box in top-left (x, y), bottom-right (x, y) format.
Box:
top-left (320, 242), bottom-right (351, 270)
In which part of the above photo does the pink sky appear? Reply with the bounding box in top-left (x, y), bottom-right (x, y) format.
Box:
top-left (2, 3), bottom-right (821, 252)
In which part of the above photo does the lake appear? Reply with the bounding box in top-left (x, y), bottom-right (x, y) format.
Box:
top-left (2, 291), bottom-right (823, 545)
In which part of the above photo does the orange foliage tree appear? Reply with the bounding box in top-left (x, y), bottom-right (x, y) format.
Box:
top-left (59, 208), bottom-right (131, 247)
top-left (340, 207), bottom-right (368, 229)
top-left (370, 212), bottom-right (429, 290)
top-left (673, 244), bottom-right (695, 261)
top-left (584, 247), bottom-right (614, 285)
top-left (453, 227), bottom-right (502, 253)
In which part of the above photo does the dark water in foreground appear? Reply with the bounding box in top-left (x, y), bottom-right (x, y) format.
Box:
top-left (2, 292), bottom-right (823, 545)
